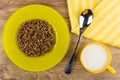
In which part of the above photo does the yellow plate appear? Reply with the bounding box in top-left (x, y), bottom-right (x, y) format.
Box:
top-left (3, 4), bottom-right (70, 72)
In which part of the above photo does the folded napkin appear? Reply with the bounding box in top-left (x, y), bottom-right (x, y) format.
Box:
top-left (67, 0), bottom-right (101, 34)
top-left (67, 0), bottom-right (120, 48)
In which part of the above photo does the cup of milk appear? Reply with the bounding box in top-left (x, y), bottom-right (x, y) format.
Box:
top-left (80, 42), bottom-right (116, 74)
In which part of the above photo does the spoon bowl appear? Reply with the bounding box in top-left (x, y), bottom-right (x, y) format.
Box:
top-left (80, 9), bottom-right (93, 32)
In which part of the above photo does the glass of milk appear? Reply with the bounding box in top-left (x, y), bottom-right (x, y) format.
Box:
top-left (80, 42), bottom-right (116, 74)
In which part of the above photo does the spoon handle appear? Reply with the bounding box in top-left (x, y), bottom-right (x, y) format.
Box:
top-left (65, 32), bottom-right (83, 74)
top-left (65, 49), bottom-right (76, 74)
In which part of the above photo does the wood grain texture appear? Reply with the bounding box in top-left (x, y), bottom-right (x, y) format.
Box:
top-left (0, 0), bottom-right (120, 80)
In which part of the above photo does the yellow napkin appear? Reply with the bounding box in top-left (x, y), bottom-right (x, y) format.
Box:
top-left (67, 0), bottom-right (101, 34)
top-left (67, 0), bottom-right (120, 48)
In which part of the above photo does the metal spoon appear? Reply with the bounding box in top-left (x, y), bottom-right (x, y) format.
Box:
top-left (65, 9), bottom-right (93, 74)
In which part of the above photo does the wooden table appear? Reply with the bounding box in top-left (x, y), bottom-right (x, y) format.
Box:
top-left (0, 0), bottom-right (120, 80)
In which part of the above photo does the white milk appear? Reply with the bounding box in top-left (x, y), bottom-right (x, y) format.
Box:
top-left (82, 44), bottom-right (108, 71)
